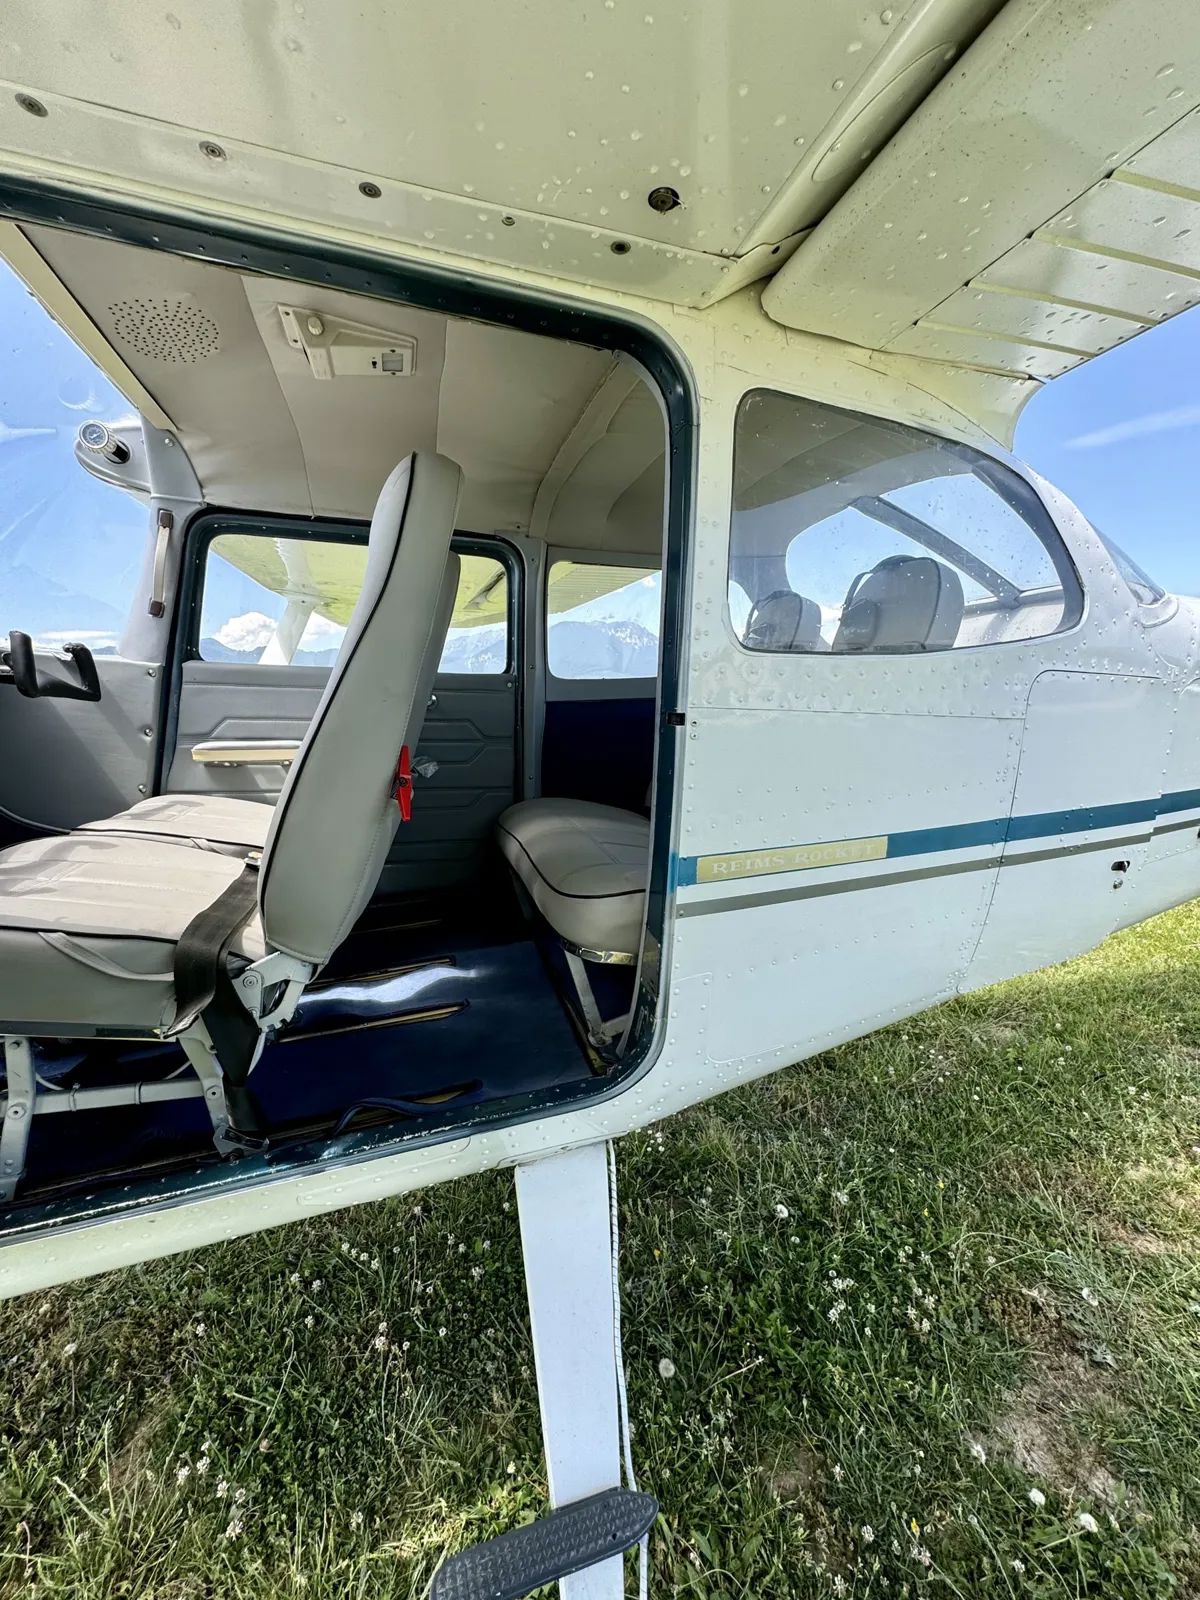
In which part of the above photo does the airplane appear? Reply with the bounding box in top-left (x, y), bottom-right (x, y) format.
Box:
top-left (1, 1), bottom-right (1199, 1593)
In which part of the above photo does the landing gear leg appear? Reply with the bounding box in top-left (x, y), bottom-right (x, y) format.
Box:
top-left (430, 1141), bottom-right (654, 1599)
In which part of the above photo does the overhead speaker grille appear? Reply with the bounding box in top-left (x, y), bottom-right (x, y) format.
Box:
top-left (107, 296), bottom-right (221, 364)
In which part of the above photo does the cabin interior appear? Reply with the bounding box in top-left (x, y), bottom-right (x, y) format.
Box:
top-left (0, 221), bottom-right (672, 1208)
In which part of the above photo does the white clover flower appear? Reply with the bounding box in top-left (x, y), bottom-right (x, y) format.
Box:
top-left (311, 1279), bottom-right (324, 1292)
top-left (176, 1464), bottom-right (191, 1485)
top-left (192, 1323), bottom-right (206, 1339)
top-left (832, 1464), bottom-right (844, 1483)
top-left (222, 1516), bottom-right (243, 1541)
top-left (438, 1326), bottom-right (447, 1338)
top-left (1077, 1511), bottom-right (1099, 1534)
top-left (62, 1342), bottom-right (78, 1359)
top-left (774, 1203), bottom-right (789, 1220)
top-left (833, 1190), bottom-right (850, 1206)
top-left (860, 1525), bottom-right (874, 1543)
top-left (832, 1577), bottom-right (848, 1597)
top-left (304, 1314), bottom-right (315, 1329)
top-left (216, 1479), bottom-right (230, 1499)
top-left (968, 1440), bottom-right (987, 1465)
top-left (289, 1271), bottom-right (301, 1284)
top-left (1079, 1287), bottom-right (1099, 1307)
top-left (196, 1455), bottom-right (211, 1476)
top-left (1028, 1487), bottom-right (1046, 1508)
top-left (371, 1334), bottom-right (388, 1352)
top-left (506, 1461), bottom-right (516, 1475)
top-left (1011, 1558), bottom-right (1025, 1574)
top-left (658, 1357), bottom-right (676, 1379)
top-left (350, 1509), bottom-right (364, 1528)
top-left (828, 1301), bottom-right (846, 1324)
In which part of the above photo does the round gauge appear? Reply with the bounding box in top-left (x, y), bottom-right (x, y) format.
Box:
top-left (77, 422), bottom-right (130, 464)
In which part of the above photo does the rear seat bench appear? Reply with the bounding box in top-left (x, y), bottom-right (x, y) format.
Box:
top-left (496, 797), bottom-right (650, 1047)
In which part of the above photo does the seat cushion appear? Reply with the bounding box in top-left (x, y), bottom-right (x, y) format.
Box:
top-left (0, 834), bottom-right (264, 1032)
top-left (497, 799), bottom-right (649, 955)
top-left (79, 793), bottom-right (272, 852)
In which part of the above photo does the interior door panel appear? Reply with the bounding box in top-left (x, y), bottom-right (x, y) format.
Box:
top-left (166, 662), bottom-right (518, 892)
top-left (165, 662), bottom-right (326, 800)
top-left (377, 677), bottom-right (518, 896)
top-left (541, 696), bottom-right (654, 813)
top-left (0, 657), bottom-right (160, 833)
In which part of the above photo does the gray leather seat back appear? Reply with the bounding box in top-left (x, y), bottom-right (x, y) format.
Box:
top-left (833, 555), bottom-right (964, 653)
top-left (744, 589), bottom-right (825, 652)
top-left (259, 453), bottom-right (463, 963)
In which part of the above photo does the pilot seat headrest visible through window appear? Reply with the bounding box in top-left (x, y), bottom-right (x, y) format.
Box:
top-left (833, 555), bottom-right (964, 654)
top-left (743, 589), bottom-right (824, 652)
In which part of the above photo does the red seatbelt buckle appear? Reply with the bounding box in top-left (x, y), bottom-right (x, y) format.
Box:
top-left (391, 744), bottom-right (413, 821)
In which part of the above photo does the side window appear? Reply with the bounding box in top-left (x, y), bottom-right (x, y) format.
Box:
top-left (547, 560), bottom-right (660, 680)
top-left (0, 259), bottom-right (148, 653)
top-left (197, 531), bottom-right (509, 672)
top-left (730, 390), bottom-right (1082, 655)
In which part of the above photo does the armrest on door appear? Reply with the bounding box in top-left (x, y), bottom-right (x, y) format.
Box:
top-left (191, 739), bottom-right (302, 767)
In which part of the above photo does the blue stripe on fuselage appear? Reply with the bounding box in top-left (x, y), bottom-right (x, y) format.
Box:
top-left (675, 787), bottom-right (1200, 890)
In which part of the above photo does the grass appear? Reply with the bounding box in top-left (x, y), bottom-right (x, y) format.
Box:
top-left (2, 904), bottom-right (1199, 1598)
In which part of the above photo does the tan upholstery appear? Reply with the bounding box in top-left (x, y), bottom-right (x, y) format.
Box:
top-left (0, 833), bottom-right (265, 1031)
top-left (81, 793), bottom-right (272, 853)
top-left (0, 451), bottom-right (463, 1036)
top-left (497, 798), bottom-right (649, 955)
top-left (260, 455), bottom-right (462, 962)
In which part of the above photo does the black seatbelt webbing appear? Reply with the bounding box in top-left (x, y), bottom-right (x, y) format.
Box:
top-left (172, 860), bottom-right (264, 1109)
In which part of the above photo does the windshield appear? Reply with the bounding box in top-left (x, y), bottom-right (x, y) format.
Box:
top-left (0, 258), bottom-right (147, 653)
top-left (1094, 529), bottom-right (1167, 606)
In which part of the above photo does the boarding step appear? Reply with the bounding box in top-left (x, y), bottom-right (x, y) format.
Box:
top-left (430, 1487), bottom-right (658, 1600)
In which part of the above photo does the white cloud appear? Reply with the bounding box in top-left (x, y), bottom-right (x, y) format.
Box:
top-left (1065, 404), bottom-right (1200, 450)
top-left (213, 611), bottom-right (277, 652)
top-left (296, 611), bottom-right (346, 649)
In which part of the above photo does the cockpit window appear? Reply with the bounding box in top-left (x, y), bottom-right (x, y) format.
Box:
top-left (1095, 530), bottom-right (1166, 607)
top-left (196, 526), bottom-right (510, 672)
top-left (729, 389), bottom-right (1083, 655)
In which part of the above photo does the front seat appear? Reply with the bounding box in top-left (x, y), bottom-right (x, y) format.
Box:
top-left (742, 588), bottom-right (825, 652)
top-left (833, 554), bottom-right (964, 653)
top-left (0, 452), bottom-right (463, 1199)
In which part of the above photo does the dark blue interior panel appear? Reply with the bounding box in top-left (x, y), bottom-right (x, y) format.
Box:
top-left (541, 697), bottom-right (655, 813)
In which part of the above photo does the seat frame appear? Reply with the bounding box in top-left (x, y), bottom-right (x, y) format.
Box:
top-left (0, 944), bottom-right (313, 1201)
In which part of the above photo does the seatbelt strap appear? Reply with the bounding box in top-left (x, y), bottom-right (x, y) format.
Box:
top-left (172, 856), bottom-right (261, 1034)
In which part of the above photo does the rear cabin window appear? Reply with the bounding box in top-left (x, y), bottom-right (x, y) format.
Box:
top-left (729, 390), bottom-right (1082, 655)
top-left (546, 560), bottom-right (660, 680)
top-left (197, 532), bottom-right (509, 672)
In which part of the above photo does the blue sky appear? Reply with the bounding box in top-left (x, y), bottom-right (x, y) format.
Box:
top-left (3, 255), bottom-right (1200, 648)
top-left (1015, 307), bottom-right (1200, 595)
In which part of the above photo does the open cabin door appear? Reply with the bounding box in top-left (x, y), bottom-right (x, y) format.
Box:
top-left (667, 383), bottom-right (1172, 1084)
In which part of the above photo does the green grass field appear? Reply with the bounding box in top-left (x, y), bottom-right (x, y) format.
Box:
top-left (3, 904), bottom-right (1199, 1598)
